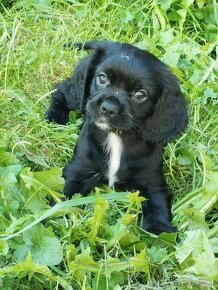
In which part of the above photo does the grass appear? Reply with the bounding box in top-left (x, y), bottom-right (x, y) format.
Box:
top-left (0, 0), bottom-right (217, 289)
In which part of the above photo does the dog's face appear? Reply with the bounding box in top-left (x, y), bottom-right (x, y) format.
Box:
top-left (86, 53), bottom-right (159, 131)
top-left (81, 41), bottom-right (188, 142)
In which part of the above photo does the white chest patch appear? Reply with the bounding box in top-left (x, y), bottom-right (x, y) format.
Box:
top-left (105, 132), bottom-right (123, 188)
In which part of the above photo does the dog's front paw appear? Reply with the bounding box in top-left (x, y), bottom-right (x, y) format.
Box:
top-left (143, 220), bottom-right (177, 235)
top-left (46, 107), bottom-right (69, 125)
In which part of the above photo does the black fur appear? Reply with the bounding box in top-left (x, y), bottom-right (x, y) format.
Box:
top-left (46, 40), bottom-right (188, 235)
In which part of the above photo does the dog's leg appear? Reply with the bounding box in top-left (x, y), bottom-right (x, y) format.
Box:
top-left (46, 80), bottom-right (72, 124)
top-left (62, 159), bottom-right (103, 198)
top-left (46, 56), bottom-right (92, 124)
top-left (140, 189), bottom-right (176, 235)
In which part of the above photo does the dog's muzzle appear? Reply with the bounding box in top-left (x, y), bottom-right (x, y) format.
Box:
top-left (86, 92), bottom-right (132, 131)
top-left (100, 100), bottom-right (119, 117)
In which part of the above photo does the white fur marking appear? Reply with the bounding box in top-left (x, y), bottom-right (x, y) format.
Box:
top-left (95, 121), bottom-right (110, 130)
top-left (105, 132), bottom-right (123, 187)
top-left (121, 54), bottom-right (130, 60)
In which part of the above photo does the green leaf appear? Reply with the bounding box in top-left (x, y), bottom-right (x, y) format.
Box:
top-left (182, 208), bottom-right (209, 230)
top-left (33, 168), bottom-right (64, 192)
top-left (182, 0), bottom-right (194, 8)
top-left (158, 0), bottom-right (174, 11)
top-left (107, 223), bottom-right (128, 249)
top-left (153, 3), bottom-right (167, 31)
top-left (196, 0), bottom-right (206, 9)
top-left (147, 246), bottom-right (168, 264)
top-left (205, 172), bottom-right (218, 193)
top-left (120, 213), bottom-right (138, 226)
top-left (0, 173), bottom-right (17, 189)
top-left (36, 0), bottom-right (52, 6)
top-left (177, 155), bottom-right (192, 166)
top-left (104, 256), bottom-right (130, 278)
top-left (176, 230), bottom-right (218, 281)
top-left (189, 69), bottom-right (203, 85)
top-left (88, 195), bottom-right (109, 245)
top-left (204, 4), bottom-right (217, 25)
top-left (120, 231), bottom-right (145, 251)
top-left (158, 232), bottom-right (178, 246)
top-left (125, 191), bottom-right (144, 214)
top-left (131, 250), bottom-right (150, 273)
top-left (174, 170), bottom-right (218, 230)
top-left (0, 240), bottom-right (9, 256)
top-left (69, 248), bottom-right (98, 282)
top-left (177, 9), bottom-right (186, 18)
top-left (0, 170), bottom-right (24, 215)
top-left (167, 11), bottom-right (181, 21)
top-left (14, 224), bottom-right (63, 266)
top-left (16, 0), bottom-right (52, 9)
top-left (164, 44), bottom-right (182, 66)
top-left (158, 29), bottom-right (175, 47)
top-left (210, 237), bottom-right (218, 254)
top-left (20, 168), bottom-right (47, 213)
top-left (177, 147), bottom-right (195, 165)
top-left (0, 252), bottom-right (72, 289)
top-left (66, 244), bottom-right (77, 265)
top-left (120, 9), bottom-right (134, 24)
top-left (20, 167), bottom-right (64, 212)
top-left (3, 214), bottom-right (34, 236)
top-left (204, 88), bottom-right (218, 101)
top-left (75, 8), bottom-right (87, 20)
top-left (93, 271), bottom-right (126, 290)
top-left (21, 167), bottom-right (64, 193)
top-left (0, 164), bottom-right (23, 176)
top-left (0, 149), bottom-right (19, 166)
top-left (0, 196), bottom-right (5, 214)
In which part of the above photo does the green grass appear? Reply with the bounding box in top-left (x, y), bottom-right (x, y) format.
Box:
top-left (0, 0), bottom-right (217, 289)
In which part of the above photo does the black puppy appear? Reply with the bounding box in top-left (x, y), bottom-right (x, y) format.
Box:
top-left (47, 40), bottom-right (188, 234)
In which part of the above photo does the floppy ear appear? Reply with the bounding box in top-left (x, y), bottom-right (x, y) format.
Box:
top-left (143, 71), bottom-right (188, 142)
top-left (46, 47), bottom-right (105, 124)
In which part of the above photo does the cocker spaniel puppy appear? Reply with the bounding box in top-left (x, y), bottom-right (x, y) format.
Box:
top-left (46, 40), bottom-right (188, 235)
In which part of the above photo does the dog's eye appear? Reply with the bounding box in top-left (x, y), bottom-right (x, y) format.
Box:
top-left (97, 73), bottom-right (108, 85)
top-left (134, 90), bottom-right (148, 102)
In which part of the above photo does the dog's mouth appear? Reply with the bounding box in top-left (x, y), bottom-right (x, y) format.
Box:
top-left (95, 117), bottom-right (111, 130)
top-left (86, 94), bottom-right (133, 131)
top-left (93, 114), bottom-right (133, 132)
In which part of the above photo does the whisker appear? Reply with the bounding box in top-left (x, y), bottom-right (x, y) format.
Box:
top-left (123, 112), bottom-right (134, 119)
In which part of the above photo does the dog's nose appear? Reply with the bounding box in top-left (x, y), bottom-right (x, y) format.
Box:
top-left (100, 101), bottom-right (118, 117)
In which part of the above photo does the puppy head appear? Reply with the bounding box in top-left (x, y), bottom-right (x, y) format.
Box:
top-left (83, 41), bottom-right (188, 142)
